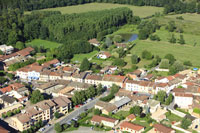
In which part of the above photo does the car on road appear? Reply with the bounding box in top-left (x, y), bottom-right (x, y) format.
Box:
top-left (39, 127), bottom-right (45, 132)
top-left (67, 121), bottom-right (72, 125)
top-left (46, 124), bottom-right (51, 127)
top-left (72, 117), bottom-right (78, 121)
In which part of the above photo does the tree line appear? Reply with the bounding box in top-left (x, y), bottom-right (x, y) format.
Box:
top-left (1, 0), bottom-right (200, 15)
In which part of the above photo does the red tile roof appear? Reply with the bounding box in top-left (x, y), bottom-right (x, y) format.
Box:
top-left (91, 115), bottom-right (117, 123)
top-left (42, 59), bottom-right (59, 68)
top-left (127, 114), bottom-right (136, 120)
top-left (0, 125), bottom-right (9, 133)
top-left (120, 121), bottom-right (144, 131)
top-left (103, 75), bottom-right (126, 83)
top-left (0, 86), bottom-right (12, 93)
top-left (153, 123), bottom-right (175, 133)
top-left (101, 51), bottom-right (111, 57)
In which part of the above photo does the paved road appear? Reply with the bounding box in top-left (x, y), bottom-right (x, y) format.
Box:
top-left (43, 97), bottom-right (100, 133)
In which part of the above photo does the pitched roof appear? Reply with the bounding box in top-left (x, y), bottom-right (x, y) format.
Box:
top-left (0, 83), bottom-right (25, 93)
top-left (132, 70), bottom-right (142, 76)
top-left (153, 123), bottom-right (174, 133)
top-left (103, 75), bottom-right (126, 83)
top-left (42, 59), bottom-right (59, 68)
top-left (88, 38), bottom-right (99, 44)
top-left (53, 96), bottom-right (71, 107)
top-left (120, 121), bottom-right (144, 131)
top-left (101, 51), bottom-right (111, 57)
top-left (85, 74), bottom-right (102, 81)
top-left (127, 114), bottom-right (136, 119)
top-left (17, 63), bottom-right (43, 72)
top-left (16, 47), bottom-right (34, 56)
top-left (0, 86), bottom-right (12, 93)
top-left (91, 115), bottom-right (117, 123)
top-left (175, 92), bottom-right (193, 97)
top-left (0, 95), bottom-right (15, 104)
top-left (113, 97), bottom-right (131, 108)
top-left (16, 113), bottom-right (31, 124)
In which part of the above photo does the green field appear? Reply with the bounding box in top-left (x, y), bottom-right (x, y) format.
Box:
top-left (71, 51), bottom-right (98, 63)
top-left (26, 39), bottom-right (62, 49)
top-left (130, 40), bottom-right (200, 67)
top-left (28, 3), bottom-right (163, 18)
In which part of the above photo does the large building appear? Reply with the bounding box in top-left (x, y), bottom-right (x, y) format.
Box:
top-left (9, 96), bottom-right (71, 132)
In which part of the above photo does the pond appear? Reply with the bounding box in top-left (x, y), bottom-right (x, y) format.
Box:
top-left (120, 34), bottom-right (138, 43)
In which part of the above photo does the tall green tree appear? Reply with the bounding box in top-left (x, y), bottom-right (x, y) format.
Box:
top-left (30, 90), bottom-right (44, 104)
top-left (129, 106), bottom-right (142, 116)
top-left (157, 91), bottom-right (167, 104)
top-left (54, 123), bottom-right (63, 132)
top-left (131, 54), bottom-right (139, 64)
top-left (169, 34), bottom-right (176, 43)
top-left (179, 34), bottom-right (185, 44)
top-left (164, 54), bottom-right (176, 65)
top-left (80, 58), bottom-right (91, 72)
top-left (181, 118), bottom-right (192, 129)
top-left (15, 41), bottom-right (25, 50)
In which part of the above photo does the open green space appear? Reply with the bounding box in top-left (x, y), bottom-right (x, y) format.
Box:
top-left (154, 27), bottom-right (200, 46)
top-left (115, 111), bottom-right (130, 118)
top-left (27, 3), bottom-right (163, 18)
top-left (130, 40), bottom-right (200, 67)
top-left (71, 51), bottom-right (98, 63)
top-left (26, 39), bottom-right (62, 49)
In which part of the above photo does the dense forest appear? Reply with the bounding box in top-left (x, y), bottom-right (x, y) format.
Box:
top-left (0, 8), bottom-right (133, 61)
top-left (1, 0), bottom-right (200, 14)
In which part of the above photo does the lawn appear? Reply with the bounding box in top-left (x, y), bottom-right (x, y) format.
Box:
top-left (28, 3), bottom-right (163, 18)
top-left (165, 112), bottom-right (183, 122)
top-left (71, 51), bottom-right (98, 63)
top-left (26, 39), bottom-right (62, 49)
top-left (130, 40), bottom-right (200, 67)
top-left (115, 111), bottom-right (130, 118)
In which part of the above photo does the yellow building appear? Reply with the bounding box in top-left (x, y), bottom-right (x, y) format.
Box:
top-left (9, 96), bottom-right (71, 132)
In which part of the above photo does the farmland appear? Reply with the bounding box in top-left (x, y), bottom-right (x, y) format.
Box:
top-left (26, 39), bottom-right (62, 49)
top-left (27, 3), bottom-right (163, 18)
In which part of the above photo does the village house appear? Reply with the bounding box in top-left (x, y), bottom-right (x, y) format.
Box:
top-left (126, 69), bottom-right (142, 80)
top-left (0, 47), bottom-right (34, 70)
top-left (95, 101), bottom-right (117, 115)
top-left (9, 96), bottom-right (71, 132)
top-left (151, 123), bottom-right (175, 133)
top-left (16, 63), bottom-right (43, 80)
top-left (144, 74), bottom-right (154, 81)
top-left (42, 59), bottom-right (60, 68)
top-left (154, 83), bottom-right (169, 94)
top-left (91, 115), bottom-right (118, 128)
top-left (62, 66), bottom-right (77, 74)
top-left (0, 95), bottom-right (17, 108)
top-left (98, 51), bottom-right (111, 59)
top-left (100, 66), bottom-right (118, 74)
top-left (126, 114), bottom-right (136, 122)
top-left (49, 71), bottom-right (62, 80)
top-left (113, 96), bottom-right (131, 110)
top-left (88, 38), bottom-right (100, 47)
top-left (174, 92), bottom-right (193, 109)
top-left (0, 44), bottom-right (14, 54)
top-left (146, 99), bottom-right (160, 114)
top-left (119, 121), bottom-right (145, 133)
top-left (85, 74), bottom-right (103, 86)
top-left (125, 80), bottom-right (154, 94)
top-left (0, 83), bottom-right (27, 95)
top-left (39, 70), bottom-right (51, 82)
top-left (102, 75), bottom-right (127, 88)
top-left (71, 72), bottom-right (88, 83)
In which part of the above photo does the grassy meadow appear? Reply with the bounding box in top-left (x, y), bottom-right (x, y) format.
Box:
top-left (27, 3), bottom-right (163, 18)
top-left (26, 39), bottom-right (62, 49)
top-left (130, 40), bottom-right (200, 67)
top-left (71, 51), bottom-right (98, 63)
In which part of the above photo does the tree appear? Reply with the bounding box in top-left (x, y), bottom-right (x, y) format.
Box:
top-left (131, 54), bottom-right (139, 64)
top-left (112, 58), bottom-right (126, 67)
top-left (165, 93), bottom-right (173, 105)
top-left (97, 84), bottom-right (104, 95)
top-left (130, 106), bottom-right (142, 116)
top-left (54, 123), bottom-right (63, 132)
top-left (113, 35), bottom-right (123, 43)
top-left (15, 41), bottom-right (25, 50)
top-left (184, 61), bottom-right (192, 66)
top-left (150, 34), bottom-right (160, 41)
top-left (105, 37), bottom-right (112, 47)
top-left (117, 48), bottom-right (126, 58)
top-left (166, 21), bottom-right (176, 32)
top-left (94, 109), bottom-right (102, 115)
top-left (30, 90), bottom-right (44, 104)
top-left (164, 54), bottom-right (176, 65)
top-left (157, 91), bottom-right (167, 104)
top-left (181, 118), bottom-right (192, 129)
top-left (198, 3), bottom-right (200, 14)
top-left (169, 34), bottom-right (176, 43)
top-left (159, 59), bottom-right (170, 69)
top-left (80, 58), bottom-right (91, 72)
top-left (173, 61), bottom-right (184, 72)
top-left (142, 50), bottom-right (153, 60)
top-left (54, 112), bottom-right (60, 119)
top-left (179, 35), bottom-right (185, 44)
top-left (7, 111), bottom-right (12, 117)
top-left (138, 29), bottom-right (149, 40)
